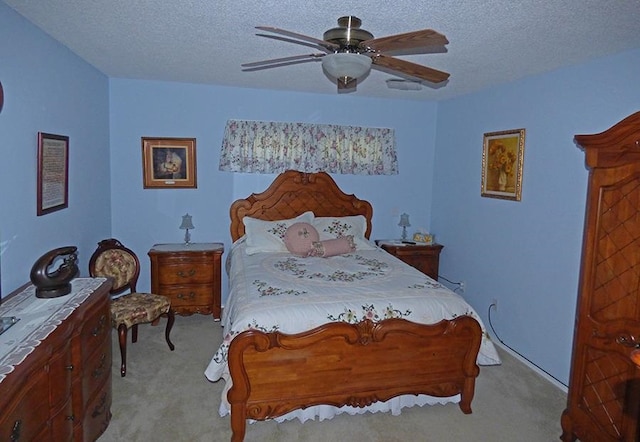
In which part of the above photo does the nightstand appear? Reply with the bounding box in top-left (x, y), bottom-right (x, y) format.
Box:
top-left (376, 240), bottom-right (444, 280)
top-left (148, 243), bottom-right (224, 320)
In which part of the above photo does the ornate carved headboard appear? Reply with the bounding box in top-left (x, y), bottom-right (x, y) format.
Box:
top-left (229, 170), bottom-right (373, 242)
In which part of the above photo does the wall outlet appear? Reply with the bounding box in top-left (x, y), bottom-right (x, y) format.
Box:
top-left (491, 298), bottom-right (498, 311)
top-left (459, 281), bottom-right (466, 293)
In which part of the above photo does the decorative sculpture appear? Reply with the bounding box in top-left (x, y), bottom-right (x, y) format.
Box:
top-left (30, 246), bottom-right (79, 298)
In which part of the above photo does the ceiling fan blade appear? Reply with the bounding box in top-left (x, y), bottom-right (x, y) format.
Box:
top-left (256, 26), bottom-right (339, 52)
top-left (242, 53), bottom-right (325, 68)
top-left (242, 58), bottom-right (323, 72)
top-left (361, 29), bottom-right (448, 53)
top-left (255, 34), bottom-right (330, 52)
top-left (371, 54), bottom-right (449, 83)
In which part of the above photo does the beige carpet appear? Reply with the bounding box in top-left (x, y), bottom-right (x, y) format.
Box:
top-left (99, 314), bottom-right (567, 442)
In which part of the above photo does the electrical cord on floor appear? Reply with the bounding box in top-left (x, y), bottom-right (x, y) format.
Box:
top-left (487, 303), bottom-right (567, 388)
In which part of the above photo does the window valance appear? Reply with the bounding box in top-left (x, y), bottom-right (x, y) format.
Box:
top-left (219, 119), bottom-right (398, 175)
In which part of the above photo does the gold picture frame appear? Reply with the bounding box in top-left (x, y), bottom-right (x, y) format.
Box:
top-left (142, 137), bottom-right (197, 189)
top-left (481, 128), bottom-right (525, 201)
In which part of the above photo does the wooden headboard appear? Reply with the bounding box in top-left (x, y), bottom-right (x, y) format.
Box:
top-left (230, 170), bottom-right (373, 242)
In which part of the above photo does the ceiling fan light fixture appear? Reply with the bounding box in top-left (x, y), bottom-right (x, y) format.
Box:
top-left (321, 53), bottom-right (372, 81)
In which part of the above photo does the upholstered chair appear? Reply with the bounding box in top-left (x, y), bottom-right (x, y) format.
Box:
top-left (89, 238), bottom-right (175, 376)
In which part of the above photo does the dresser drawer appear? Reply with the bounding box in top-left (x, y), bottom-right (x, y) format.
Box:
top-left (83, 384), bottom-right (112, 442)
top-left (0, 366), bottom-right (50, 441)
top-left (50, 397), bottom-right (74, 442)
top-left (80, 306), bottom-right (110, 363)
top-left (157, 259), bottom-right (214, 285)
top-left (49, 340), bottom-right (74, 410)
top-left (82, 346), bottom-right (112, 403)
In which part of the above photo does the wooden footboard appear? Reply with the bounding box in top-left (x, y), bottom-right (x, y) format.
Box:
top-left (227, 316), bottom-right (482, 442)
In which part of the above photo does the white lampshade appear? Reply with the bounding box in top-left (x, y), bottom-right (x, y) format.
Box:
top-left (322, 53), bottom-right (372, 81)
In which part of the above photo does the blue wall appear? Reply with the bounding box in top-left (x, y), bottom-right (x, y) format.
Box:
top-left (109, 79), bottom-right (438, 296)
top-left (432, 49), bottom-right (640, 385)
top-left (0, 3), bottom-right (111, 295)
top-left (4, 0), bottom-right (640, 388)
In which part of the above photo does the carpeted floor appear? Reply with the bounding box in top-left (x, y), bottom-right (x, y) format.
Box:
top-left (99, 314), bottom-right (567, 442)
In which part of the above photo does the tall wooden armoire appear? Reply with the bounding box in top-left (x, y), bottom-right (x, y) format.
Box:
top-left (561, 111), bottom-right (640, 442)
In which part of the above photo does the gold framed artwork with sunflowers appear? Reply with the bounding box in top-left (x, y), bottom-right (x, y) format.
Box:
top-left (142, 137), bottom-right (197, 189)
top-left (481, 128), bottom-right (525, 201)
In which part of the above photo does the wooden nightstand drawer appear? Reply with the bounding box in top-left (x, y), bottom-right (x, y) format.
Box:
top-left (149, 243), bottom-right (224, 319)
top-left (156, 260), bottom-right (215, 285)
top-left (157, 284), bottom-right (214, 307)
top-left (376, 241), bottom-right (443, 280)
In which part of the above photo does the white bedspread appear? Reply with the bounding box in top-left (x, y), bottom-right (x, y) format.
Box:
top-left (205, 239), bottom-right (501, 420)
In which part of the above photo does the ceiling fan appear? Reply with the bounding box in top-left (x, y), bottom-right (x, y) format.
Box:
top-left (242, 16), bottom-right (450, 92)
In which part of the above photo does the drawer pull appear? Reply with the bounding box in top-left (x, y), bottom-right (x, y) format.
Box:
top-left (93, 353), bottom-right (107, 378)
top-left (66, 364), bottom-right (74, 371)
top-left (66, 415), bottom-right (75, 421)
top-left (177, 292), bottom-right (196, 300)
top-left (177, 269), bottom-right (196, 278)
top-left (91, 314), bottom-right (107, 337)
top-left (91, 392), bottom-right (108, 418)
top-left (616, 334), bottom-right (640, 348)
top-left (10, 420), bottom-right (21, 441)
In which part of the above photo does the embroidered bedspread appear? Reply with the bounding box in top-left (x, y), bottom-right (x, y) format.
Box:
top-left (205, 240), bottom-right (500, 388)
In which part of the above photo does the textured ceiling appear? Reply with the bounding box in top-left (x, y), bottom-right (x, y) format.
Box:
top-left (4, 0), bottom-right (640, 100)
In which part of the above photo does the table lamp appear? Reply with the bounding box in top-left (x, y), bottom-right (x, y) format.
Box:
top-left (398, 213), bottom-right (410, 240)
top-left (180, 213), bottom-right (195, 245)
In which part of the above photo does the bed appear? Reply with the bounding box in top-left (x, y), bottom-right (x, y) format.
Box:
top-left (205, 170), bottom-right (500, 441)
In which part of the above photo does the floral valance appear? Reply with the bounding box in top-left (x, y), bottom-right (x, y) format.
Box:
top-left (218, 119), bottom-right (398, 175)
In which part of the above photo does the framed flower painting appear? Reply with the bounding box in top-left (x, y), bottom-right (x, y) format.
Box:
top-left (142, 137), bottom-right (197, 188)
top-left (481, 128), bottom-right (525, 201)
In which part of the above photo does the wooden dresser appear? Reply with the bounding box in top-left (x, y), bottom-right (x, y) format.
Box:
top-left (561, 112), bottom-right (640, 442)
top-left (148, 243), bottom-right (224, 319)
top-left (0, 278), bottom-right (112, 441)
top-left (376, 240), bottom-right (443, 280)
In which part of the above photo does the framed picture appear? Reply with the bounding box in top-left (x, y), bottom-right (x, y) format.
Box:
top-left (37, 132), bottom-right (69, 216)
top-left (142, 137), bottom-right (197, 188)
top-left (481, 128), bottom-right (525, 201)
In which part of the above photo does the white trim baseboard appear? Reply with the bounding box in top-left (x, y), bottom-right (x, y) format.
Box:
top-left (492, 340), bottom-right (568, 393)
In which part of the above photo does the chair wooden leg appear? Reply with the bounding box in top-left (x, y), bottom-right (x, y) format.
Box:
top-left (117, 323), bottom-right (128, 377)
top-left (165, 309), bottom-right (175, 351)
top-left (131, 323), bottom-right (138, 343)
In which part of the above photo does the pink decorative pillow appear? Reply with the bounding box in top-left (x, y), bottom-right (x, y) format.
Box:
top-left (310, 235), bottom-right (356, 258)
top-left (284, 222), bottom-right (319, 257)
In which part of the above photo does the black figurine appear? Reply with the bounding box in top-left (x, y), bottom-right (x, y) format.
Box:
top-left (30, 246), bottom-right (79, 298)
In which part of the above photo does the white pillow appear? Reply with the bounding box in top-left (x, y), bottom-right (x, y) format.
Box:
top-left (312, 215), bottom-right (376, 250)
top-left (244, 211), bottom-right (314, 255)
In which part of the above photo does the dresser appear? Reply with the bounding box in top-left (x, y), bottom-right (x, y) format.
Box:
top-left (376, 240), bottom-right (443, 280)
top-left (148, 243), bottom-right (224, 319)
top-left (0, 278), bottom-right (112, 441)
top-left (561, 112), bottom-right (640, 442)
